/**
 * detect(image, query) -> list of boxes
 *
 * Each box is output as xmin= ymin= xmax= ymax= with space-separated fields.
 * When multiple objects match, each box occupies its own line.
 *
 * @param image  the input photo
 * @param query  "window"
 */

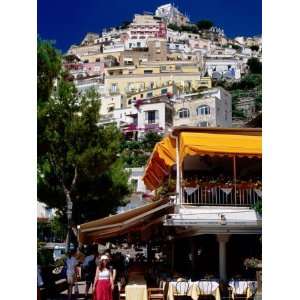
xmin=161 ymin=88 xmax=168 ymax=95
xmin=145 ymin=110 xmax=158 ymax=124
xmin=137 ymin=42 xmax=141 ymax=47
xmin=140 ymin=94 xmax=144 ymax=98
xmin=146 ymin=92 xmax=153 ymax=98
xmin=198 ymin=121 xmax=209 ymax=127
xmin=161 ymin=66 xmax=166 ymax=71
xmin=96 ymin=58 xmax=100 ymax=62
xmin=196 ymin=105 xmax=210 ymax=115
xmin=178 ymin=108 xmax=190 ymax=119
xmin=128 ymin=99 xmax=132 ymax=105
xmin=84 ymin=59 xmax=89 ymax=63
xmin=111 ymin=83 xmax=117 ymax=93
xmin=144 ymin=70 xmax=153 ymax=74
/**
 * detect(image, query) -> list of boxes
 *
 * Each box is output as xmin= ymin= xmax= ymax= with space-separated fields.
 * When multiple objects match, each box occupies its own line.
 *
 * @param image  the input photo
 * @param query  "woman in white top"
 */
xmin=93 ymin=255 xmax=114 ymax=300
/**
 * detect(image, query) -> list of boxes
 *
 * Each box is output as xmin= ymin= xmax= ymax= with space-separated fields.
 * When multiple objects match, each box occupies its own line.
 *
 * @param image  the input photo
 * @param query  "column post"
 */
xmin=216 ymin=234 xmax=231 ymax=282
xmin=175 ymin=136 xmax=181 ymax=205
xmin=170 ymin=241 xmax=175 ymax=272
xmin=190 ymin=238 xmax=196 ymax=272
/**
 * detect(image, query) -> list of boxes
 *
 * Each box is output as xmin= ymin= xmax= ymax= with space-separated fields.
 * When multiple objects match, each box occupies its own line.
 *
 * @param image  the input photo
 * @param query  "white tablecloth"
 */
xmin=228 ymin=281 xmax=257 ymax=299
xmin=125 ymin=284 xmax=147 ymax=300
xmin=167 ymin=281 xmax=221 ymax=300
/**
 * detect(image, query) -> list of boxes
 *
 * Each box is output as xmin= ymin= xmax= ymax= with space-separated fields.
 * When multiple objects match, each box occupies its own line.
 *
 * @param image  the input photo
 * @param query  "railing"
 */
xmin=181 ymin=184 xmax=261 ymax=207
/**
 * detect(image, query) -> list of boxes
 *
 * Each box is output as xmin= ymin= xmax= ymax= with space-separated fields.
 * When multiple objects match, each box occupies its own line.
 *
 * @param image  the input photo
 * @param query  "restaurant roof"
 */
xmin=143 ymin=127 xmax=262 ymax=190
xmin=78 ymin=198 xmax=172 ymax=244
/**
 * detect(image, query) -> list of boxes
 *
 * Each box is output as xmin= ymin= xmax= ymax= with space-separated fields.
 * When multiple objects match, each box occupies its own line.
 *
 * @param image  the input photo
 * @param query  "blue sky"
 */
xmin=38 ymin=0 xmax=262 ymax=53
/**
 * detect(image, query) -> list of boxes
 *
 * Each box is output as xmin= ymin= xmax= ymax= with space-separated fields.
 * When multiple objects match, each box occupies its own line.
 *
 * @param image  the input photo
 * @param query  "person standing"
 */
xmin=83 ymin=247 xmax=97 ymax=298
xmin=37 ymin=264 xmax=44 ymax=300
xmin=93 ymin=255 xmax=114 ymax=300
xmin=66 ymin=249 xmax=79 ymax=300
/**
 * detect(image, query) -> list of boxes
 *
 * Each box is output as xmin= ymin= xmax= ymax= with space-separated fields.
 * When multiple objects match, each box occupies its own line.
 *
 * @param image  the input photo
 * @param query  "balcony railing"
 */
xmin=181 ymin=183 xmax=261 ymax=207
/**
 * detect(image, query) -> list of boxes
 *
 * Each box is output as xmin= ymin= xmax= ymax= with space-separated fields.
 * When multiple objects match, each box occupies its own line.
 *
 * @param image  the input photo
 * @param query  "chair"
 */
xmin=148 ymin=282 xmax=169 ymax=300
xmin=227 ymin=280 xmax=257 ymax=300
xmin=148 ymin=288 xmax=164 ymax=300
xmin=174 ymin=280 xmax=191 ymax=300
xmin=119 ymin=288 xmax=126 ymax=300
xmin=198 ymin=280 xmax=213 ymax=296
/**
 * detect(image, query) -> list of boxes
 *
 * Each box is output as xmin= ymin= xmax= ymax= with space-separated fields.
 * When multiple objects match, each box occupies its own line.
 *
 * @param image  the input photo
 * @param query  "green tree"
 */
xmin=250 ymin=45 xmax=259 ymax=52
xmin=247 ymin=57 xmax=262 ymax=74
xmin=167 ymin=23 xmax=181 ymax=31
xmin=37 ymin=38 xmax=61 ymax=104
xmin=50 ymin=215 xmax=67 ymax=241
xmin=37 ymin=39 xmax=130 ymax=241
xmin=196 ymin=20 xmax=214 ymax=30
xmin=121 ymin=132 xmax=162 ymax=168
xmin=119 ymin=20 xmax=131 ymax=29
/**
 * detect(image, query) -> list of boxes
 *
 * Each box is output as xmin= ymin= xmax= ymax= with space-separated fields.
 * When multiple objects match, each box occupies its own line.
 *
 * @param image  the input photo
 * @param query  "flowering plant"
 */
xmin=134 ymin=99 xmax=143 ymax=109
xmin=244 ymin=257 xmax=262 ymax=269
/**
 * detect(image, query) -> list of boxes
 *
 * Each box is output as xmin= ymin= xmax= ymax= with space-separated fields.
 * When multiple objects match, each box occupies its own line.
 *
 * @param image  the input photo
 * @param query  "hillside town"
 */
xmin=37 ymin=3 xmax=262 ymax=300
xmin=64 ymin=3 xmax=261 ymax=132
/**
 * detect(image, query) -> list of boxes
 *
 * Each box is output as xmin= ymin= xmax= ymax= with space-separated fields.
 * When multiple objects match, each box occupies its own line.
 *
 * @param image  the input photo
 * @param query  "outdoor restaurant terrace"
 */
xmin=78 ymin=127 xmax=262 ymax=300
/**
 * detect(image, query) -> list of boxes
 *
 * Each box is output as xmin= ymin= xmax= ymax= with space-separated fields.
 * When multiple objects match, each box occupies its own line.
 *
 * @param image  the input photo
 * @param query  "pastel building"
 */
xmin=173 ymin=87 xmax=232 ymax=128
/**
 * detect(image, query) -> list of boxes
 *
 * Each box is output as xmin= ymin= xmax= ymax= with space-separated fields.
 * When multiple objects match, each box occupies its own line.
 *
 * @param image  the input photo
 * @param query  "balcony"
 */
xmin=181 ymin=183 xmax=261 ymax=207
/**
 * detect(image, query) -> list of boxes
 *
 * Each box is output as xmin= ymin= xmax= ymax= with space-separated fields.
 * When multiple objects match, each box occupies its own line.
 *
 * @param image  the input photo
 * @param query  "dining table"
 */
xmin=125 ymin=272 xmax=147 ymax=300
xmin=166 ymin=280 xmax=221 ymax=300
xmin=228 ymin=280 xmax=257 ymax=299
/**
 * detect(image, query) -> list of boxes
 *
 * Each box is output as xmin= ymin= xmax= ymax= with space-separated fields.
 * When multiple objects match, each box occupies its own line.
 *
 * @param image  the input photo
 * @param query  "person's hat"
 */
xmin=100 ymin=255 xmax=109 ymax=261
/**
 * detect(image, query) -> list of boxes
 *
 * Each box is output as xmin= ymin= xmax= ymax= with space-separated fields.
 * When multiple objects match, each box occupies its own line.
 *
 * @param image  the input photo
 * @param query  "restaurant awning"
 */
xmin=78 ymin=198 xmax=172 ymax=244
xmin=143 ymin=135 xmax=176 ymax=191
xmin=179 ymin=131 xmax=262 ymax=163
xmin=143 ymin=128 xmax=262 ymax=191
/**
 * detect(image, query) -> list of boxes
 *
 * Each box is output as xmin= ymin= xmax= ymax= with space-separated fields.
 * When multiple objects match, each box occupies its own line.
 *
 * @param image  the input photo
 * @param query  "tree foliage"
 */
xmin=37 ymin=38 xmax=61 ymax=104
xmin=121 ymin=132 xmax=162 ymax=168
xmin=37 ymin=39 xmax=130 ymax=225
xmin=196 ymin=20 xmax=214 ymax=30
xmin=167 ymin=23 xmax=199 ymax=34
xmin=247 ymin=57 xmax=262 ymax=74
xmin=250 ymin=45 xmax=259 ymax=52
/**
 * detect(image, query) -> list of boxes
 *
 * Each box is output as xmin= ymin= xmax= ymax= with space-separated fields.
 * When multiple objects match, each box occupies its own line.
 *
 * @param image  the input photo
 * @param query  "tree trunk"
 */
xmin=63 ymin=167 xmax=78 ymax=252
xmin=64 ymin=189 xmax=73 ymax=252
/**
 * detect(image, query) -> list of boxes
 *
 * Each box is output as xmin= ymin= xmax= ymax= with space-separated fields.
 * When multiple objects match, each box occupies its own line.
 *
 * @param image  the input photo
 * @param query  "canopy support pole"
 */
xmin=176 ymin=136 xmax=181 ymax=205
xmin=233 ymin=155 xmax=237 ymax=205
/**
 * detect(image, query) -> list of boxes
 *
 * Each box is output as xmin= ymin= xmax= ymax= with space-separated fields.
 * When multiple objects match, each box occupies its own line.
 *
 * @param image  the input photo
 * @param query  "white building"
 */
xmin=167 ymin=41 xmax=191 ymax=53
xmin=127 ymin=167 xmax=148 ymax=193
xmin=98 ymin=96 xmax=173 ymax=139
xmin=155 ymin=3 xmax=190 ymax=26
xmin=37 ymin=201 xmax=56 ymax=221
xmin=103 ymin=43 xmax=125 ymax=54
xmin=173 ymin=87 xmax=232 ymax=128
xmin=204 ymin=54 xmax=241 ymax=80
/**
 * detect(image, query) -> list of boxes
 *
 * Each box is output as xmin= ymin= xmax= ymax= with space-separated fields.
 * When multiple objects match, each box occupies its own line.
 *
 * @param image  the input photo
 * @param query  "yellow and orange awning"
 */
xmin=143 ymin=128 xmax=262 ymax=191
xmin=143 ymin=135 xmax=176 ymax=191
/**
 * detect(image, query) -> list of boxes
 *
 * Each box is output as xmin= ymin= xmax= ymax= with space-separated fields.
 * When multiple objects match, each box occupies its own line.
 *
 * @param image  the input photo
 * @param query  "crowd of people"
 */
xmin=65 ymin=246 xmax=130 ymax=300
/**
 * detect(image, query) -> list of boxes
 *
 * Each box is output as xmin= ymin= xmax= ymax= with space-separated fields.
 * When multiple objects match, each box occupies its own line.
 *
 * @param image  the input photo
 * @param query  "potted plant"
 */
xmin=244 ymin=257 xmax=262 ymax=299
